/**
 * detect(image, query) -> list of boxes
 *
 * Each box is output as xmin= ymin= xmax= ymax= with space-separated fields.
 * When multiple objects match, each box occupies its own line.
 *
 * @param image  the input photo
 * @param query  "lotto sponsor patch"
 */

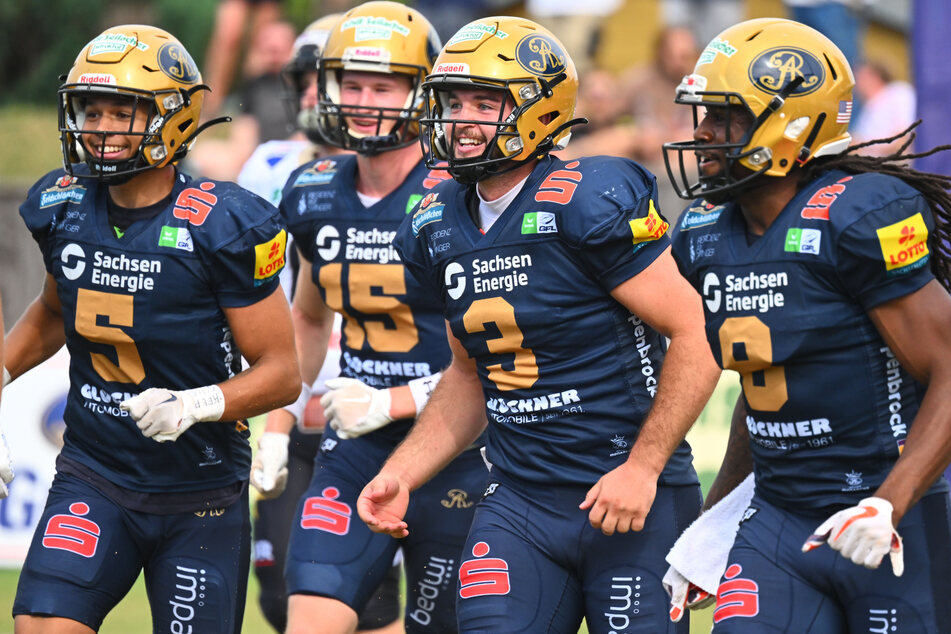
xmin=876 ymin=212 xmax=929 ymax=272
xmin=629 ymin=200 xmax=668 ymax=248
xmin=254 ymin=229 xmax=287 ymax=284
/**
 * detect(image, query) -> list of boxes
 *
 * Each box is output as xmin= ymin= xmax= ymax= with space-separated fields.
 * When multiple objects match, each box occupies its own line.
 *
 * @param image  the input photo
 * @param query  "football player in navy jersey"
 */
xmin=253 ymin=3 xmax=489 ymax=633
xmin=663 ymin=18 xmax=951 ymax=632
xmin=239 ymin=15 xmax=404 ymax=634
xmin=358 ymin=16 xmax=721 ymax=634
xmin=3 ymin=25 xmax=300 ymax=633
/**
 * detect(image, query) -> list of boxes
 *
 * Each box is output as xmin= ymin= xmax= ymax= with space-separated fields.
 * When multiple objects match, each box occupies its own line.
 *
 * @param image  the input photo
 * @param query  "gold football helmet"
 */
xmin=316 ymin=1 xmax=441 ymax=154
xmin=663 ymin=18 xmax=854 ymax=199
xmin=59 ymin=25 xmax=215 ymax=183
xmin=421 ymin=16 xmax=585 ymax=184
xmin=282 ymin=14 xmax=341 ymax=143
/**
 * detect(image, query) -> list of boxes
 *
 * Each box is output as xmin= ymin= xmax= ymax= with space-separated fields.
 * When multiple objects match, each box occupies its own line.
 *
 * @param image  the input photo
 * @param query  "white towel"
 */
xmin=665 ymin=473 xmax=755 ymax=595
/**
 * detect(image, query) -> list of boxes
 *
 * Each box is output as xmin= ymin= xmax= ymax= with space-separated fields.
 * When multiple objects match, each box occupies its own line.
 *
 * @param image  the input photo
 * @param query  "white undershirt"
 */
xmin=357 ymin=191 xmax=382 ymax=208
xmin=476 ymin=175 xmax=529 ymax=232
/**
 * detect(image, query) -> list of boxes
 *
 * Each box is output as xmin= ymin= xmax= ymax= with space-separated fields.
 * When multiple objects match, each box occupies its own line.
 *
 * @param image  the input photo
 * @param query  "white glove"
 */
xmin=663 ymin=566 xmax=715 ymax=623
xmin=0 ymin=426 xmax=14 ymax=499
xmin=802 ymin=496 xmax=903 ymax=576
xmin=320 ymin=378 xmax=393 ymax=439
xmin=121 ymin=385 xmax=225 ymax=443
xmin=250 ymin=432 xmax=289 ymax=499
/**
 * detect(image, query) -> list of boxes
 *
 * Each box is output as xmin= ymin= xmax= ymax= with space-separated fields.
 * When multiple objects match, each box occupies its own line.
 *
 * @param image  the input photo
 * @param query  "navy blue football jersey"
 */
xmin=279 ymin=155 xmax=453 ymax=441
xmin=394 ymin=155 xmax=699 ymax=487
xmin=19 ymin=166 xmax=286 ymax=493
xmin=671 ymin=169 xmax=948 ymax=511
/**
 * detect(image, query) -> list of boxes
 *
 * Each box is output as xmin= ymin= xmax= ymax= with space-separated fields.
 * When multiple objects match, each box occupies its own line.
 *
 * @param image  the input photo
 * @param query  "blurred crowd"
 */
xmin=185 ymin=0 xmax=917 ymax=221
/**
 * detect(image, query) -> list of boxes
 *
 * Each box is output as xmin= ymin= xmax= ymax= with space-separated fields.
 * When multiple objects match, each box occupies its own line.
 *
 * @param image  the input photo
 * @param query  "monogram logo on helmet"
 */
xmin=749 ymin=47 xmax=824 ymax=96
xmin=157 ymin=43 xmax=200 ymax=84
xmin=515 ymin=34 xmax=567 ymax=78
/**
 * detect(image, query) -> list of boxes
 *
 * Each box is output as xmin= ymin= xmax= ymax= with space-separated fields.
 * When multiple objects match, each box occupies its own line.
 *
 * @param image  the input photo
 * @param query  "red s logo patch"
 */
xmin=458 ymin=541 xmax=510 ymax=598
xmin=713 ymin=563 xmax=759 ymax=623
xmin=43 ymin=502 xmax=101 ymax=558
xmin=300 ymin=487 xmax=351 ymax=535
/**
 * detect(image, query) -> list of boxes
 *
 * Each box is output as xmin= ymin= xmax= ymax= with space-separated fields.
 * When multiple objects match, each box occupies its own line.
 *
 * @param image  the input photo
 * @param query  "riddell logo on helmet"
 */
xmin=78 ymin=74 xmax=116 ymax=85
xmin=434 ymin=63 xmax=469 ymax=75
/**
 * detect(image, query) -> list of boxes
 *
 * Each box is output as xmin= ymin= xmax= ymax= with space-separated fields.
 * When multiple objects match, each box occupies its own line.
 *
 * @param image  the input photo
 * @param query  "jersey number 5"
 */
xmin=718 ymin=316 xmax=787 ymax=411
xmin=75 ymin=288 xmax=146 ymax=384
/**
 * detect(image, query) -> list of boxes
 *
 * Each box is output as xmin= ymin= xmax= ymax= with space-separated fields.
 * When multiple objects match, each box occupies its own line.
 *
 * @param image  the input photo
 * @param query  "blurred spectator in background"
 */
xmin=558 ymin=68 xmax=639 ymax=162
xmin=783 ymin=0 xmax=861 ymax=70
xmin=852 ymin=58 xmax=917 ymax=156
xmin=188 ymin=17 xmax=296 ymax=181
xmin=241 ymin=19 xmax=298 ymax=143
xmin=625 ymin=25 xmax=700 ymax=219
xmin=561 ymin=25 xmax=700 ymax=220
xmin=203 ymin=0 xmax=284 ymax=119
xmin=413 ymin=0 xmax=513 ymax=43
xmin=661 ymin=0 xmax=743 ymax=46
xmin=525 ymin=0 xmax=622 ymax=75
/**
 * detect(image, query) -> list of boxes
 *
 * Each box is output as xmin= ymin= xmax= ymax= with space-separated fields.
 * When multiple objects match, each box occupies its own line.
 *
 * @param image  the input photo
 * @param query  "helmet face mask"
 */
xmin=424 ymin=82 xmax=525 ymax=185
xmin=421 ymin=17 xmax=583 ymax=184
xmin=664 ymin=93 xmax=772 ymax=202
xmin=318 ymin=65 xmax=427 ymax=154
xmin=662 ymin=18 xmax=854 ymax=201
xmin=59 ymin=25 xmax=208 ymax=184
xmin=315 ymin=1 xmax=441 ymax=155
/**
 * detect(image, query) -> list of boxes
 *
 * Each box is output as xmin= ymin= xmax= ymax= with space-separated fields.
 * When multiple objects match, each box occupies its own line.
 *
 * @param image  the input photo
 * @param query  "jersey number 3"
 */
xmin=463 ymin=297 xmax=538 ymax=392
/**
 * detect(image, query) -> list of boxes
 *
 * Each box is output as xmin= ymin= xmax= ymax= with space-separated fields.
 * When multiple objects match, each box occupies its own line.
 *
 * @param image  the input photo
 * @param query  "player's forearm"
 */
xmin=626 ymin=327 xmax=721 ymax=477
xmin=4 ymin=293 xmax=66 ymax=381
xmin=218 ymin=349 xmax=302 ymax=422
xmin=381 ymin=361 xmax=486 ymax=491
xmin=873 ymin=367 xmax=951 ymax=524
xmin=703 ymin=395 xmax=754 ymax=510
xmin=291 ymin=302 xmax=333 ymax=384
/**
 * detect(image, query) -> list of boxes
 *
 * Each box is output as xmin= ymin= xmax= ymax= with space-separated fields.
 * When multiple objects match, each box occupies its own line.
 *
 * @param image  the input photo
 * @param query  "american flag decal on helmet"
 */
xmin=836 ymin=100 xmax=852 ymax=124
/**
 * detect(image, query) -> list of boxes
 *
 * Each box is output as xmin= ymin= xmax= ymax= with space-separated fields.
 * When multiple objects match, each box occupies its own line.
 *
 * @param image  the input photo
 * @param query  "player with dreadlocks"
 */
xmin=663 ymin=18 xmax=951 ymax=632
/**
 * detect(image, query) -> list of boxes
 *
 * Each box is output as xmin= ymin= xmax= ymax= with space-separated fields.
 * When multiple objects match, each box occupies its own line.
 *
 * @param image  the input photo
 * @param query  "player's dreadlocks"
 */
xmin=803 ymin=121 xmax=951 ymax=292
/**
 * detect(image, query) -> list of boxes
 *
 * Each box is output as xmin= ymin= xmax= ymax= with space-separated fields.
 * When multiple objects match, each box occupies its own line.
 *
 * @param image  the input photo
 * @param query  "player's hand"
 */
xmin=580 ymin=461 xmax=656 ymax=535
xmin=663 ymin=566 xmax=715 ymax=622
xmin=321 ymin=378 xmax=393 ymax=439
xmin=357 ymin=473 xmax=410 ymax=538
xmin=0 ymin=426 xmax=14 ymax=499
xmin=121 ymin=385 xmax=224 ymax=443
xmin=250 ymin=432 xmax=289 ymax=499
xmin=802 ymin=496 xmax=903 ymax=576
